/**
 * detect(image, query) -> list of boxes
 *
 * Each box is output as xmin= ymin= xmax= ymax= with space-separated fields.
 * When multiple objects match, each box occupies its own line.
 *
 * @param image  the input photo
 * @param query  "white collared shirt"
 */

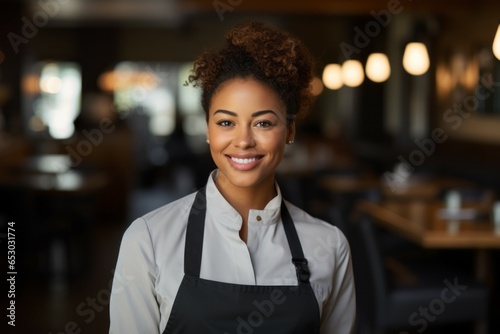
xmin=110 ymin=171 xmax=356 ymax=333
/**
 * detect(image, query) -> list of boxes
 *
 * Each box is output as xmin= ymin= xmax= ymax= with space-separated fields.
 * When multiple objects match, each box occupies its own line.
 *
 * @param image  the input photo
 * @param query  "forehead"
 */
xmin=210 ymin=78 xmax=285 ymax=113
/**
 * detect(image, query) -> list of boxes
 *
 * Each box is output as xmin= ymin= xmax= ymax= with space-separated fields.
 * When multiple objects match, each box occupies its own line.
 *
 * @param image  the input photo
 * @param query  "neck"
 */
xmin=215 ymin=173 xmax=277 ymax=242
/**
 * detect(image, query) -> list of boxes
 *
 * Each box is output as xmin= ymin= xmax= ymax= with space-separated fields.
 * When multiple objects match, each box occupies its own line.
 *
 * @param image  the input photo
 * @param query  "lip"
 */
xmin=226 ymin=154 xmax=264 ymax=171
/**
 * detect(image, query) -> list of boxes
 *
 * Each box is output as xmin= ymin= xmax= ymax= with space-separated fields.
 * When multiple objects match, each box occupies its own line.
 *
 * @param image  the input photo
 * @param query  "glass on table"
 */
xmin=445 ymin=190 xmax=461 ymax=234
xmin=493 ymin=201 xmax=500 ymax=235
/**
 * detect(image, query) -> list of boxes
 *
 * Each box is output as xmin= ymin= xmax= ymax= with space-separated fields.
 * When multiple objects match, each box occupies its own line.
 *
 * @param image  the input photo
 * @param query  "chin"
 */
xmin=218 ymin=170 xmax=274 ymax=190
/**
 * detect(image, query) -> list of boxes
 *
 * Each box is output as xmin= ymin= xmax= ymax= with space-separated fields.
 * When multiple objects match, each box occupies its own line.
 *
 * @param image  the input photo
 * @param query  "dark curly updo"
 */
xmin=187 ymin=21 xmax=315 ymax=120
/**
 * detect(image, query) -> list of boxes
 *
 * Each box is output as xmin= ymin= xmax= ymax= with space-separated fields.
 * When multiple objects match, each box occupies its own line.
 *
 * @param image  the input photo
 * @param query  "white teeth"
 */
xmin=231 ymin=157 xmax=258 ymax=164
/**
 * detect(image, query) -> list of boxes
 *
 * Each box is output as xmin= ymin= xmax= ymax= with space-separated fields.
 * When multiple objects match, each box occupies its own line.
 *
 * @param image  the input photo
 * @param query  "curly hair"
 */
xmin=186 ymin=21 xmax=315 ymax=120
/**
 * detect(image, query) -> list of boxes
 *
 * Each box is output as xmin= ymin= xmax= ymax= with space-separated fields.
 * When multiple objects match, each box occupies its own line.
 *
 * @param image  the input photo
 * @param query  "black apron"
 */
xmin=163 ymin=187 xmax=320 ymax=334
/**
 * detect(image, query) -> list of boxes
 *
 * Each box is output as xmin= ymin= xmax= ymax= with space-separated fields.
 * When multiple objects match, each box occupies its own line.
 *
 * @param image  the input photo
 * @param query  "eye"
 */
xmin=255 ymin=120 xmax=274 ymax=128
xmin=216 ymin=120 xmax=233 ymax=127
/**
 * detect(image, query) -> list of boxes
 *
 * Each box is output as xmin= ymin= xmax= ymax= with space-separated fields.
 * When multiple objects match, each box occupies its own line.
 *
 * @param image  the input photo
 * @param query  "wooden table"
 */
xmin=380 ymin=175 xmax=478 ymax=200
xmin=355 ymin=199 xmax=500 ymax=283
xmin=356 ymin=200 xmax=500 ymax=248
xmin=320 ymin=173 xmax=379 ymax=194
xmin=21 ymin=154 xmax=108 ymax=277
xmin=319 ymin=173 xmax=478 ymax=199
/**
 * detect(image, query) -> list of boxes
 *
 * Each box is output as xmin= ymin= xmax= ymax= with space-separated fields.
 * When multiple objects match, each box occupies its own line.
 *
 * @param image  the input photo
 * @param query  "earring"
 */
xmin=288 ymin=140 xmax=294 ymax=144
xmin=206 ymin=139 xmax=210 ymax=144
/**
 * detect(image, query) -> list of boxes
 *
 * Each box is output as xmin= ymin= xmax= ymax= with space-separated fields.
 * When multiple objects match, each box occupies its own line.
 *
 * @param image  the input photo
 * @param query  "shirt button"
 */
xmin=256 ymin=215 xmax=262 ymax=222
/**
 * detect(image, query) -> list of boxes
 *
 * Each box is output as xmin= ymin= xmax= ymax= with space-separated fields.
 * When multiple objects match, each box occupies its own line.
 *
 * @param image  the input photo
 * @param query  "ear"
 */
xmin=286 ymin=121 xmax=296 ymax=144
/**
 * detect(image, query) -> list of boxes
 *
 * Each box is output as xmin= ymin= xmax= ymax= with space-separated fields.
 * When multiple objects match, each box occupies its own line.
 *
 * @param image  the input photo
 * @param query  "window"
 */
xmin=110 ymin=62 xmax=177 ymax=136
xmin=23 ymin=62 xmax=82 ymax=139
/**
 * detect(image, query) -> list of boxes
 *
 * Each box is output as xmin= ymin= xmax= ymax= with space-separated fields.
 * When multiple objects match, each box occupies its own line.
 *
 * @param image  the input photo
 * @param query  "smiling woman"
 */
xmin=110 ymin=21 xmax=356 ymax=334
xmin=207 ymin=78 xmax=293 ymax=228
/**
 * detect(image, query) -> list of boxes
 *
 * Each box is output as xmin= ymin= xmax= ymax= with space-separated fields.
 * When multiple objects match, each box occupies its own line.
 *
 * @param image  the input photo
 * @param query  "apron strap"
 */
xmin=184 ymin=187 xmax=207 ymax=277
xmin=184 ymin=187 xmax=311 ymax=284
xmin=280 ymin=201 xmax=311 ymax=284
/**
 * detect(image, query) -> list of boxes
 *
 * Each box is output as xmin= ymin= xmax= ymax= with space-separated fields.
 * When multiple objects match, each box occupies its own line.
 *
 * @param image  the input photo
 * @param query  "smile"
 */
xmin=230 ymin=156 xmax=260 ymax=164
xmin=226 ymin=155 xmax=264 ymax=171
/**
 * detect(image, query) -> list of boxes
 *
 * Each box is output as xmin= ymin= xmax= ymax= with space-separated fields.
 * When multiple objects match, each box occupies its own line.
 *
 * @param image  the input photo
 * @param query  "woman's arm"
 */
xmin=320 ymin=228 xmax=357 ymax=333
xmin=109 ymin=218 xmax=160 ymax=334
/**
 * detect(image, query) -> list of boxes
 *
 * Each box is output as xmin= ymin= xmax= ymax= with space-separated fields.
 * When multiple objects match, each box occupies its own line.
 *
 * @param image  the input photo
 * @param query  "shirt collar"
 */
xmin=205 ymin=170 xmax=283 ymax=230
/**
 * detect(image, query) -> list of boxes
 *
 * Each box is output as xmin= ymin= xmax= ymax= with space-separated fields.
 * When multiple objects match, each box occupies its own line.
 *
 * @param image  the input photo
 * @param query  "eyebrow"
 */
xmin=213 ymin=109 xmax=279 ymax=118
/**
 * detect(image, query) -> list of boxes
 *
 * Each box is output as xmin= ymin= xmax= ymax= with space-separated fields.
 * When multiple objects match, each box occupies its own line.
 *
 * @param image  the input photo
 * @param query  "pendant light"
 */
xmin=402 ymin=20 xmax=431 ymax=76
xmin=493 ymin=24 xmax=500 ymax=61
xmin=310 ymin=76 xmax=324 ymax=96
xmin=322 ymin=63 xmax=343 ymax=90
xmin=402 ymin=42 xmax=430 ymax=76
xmin=365 ymin=53 xmax=391 ymax=82
xmin=341 ymin=60 xmax=364 ymax=87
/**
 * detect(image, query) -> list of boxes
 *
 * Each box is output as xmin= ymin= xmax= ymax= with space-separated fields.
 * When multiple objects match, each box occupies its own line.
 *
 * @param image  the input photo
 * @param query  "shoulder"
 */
xmin=284 ymin=201 xmax=350 ymax=256
xmin=142 ymin=191 xmax=198 ymax=227
xmin=122 ymin=191 xmax=198 ymax=246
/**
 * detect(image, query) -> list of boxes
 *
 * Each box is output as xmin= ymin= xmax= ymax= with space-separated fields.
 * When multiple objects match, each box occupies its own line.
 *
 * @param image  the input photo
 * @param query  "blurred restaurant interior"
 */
xmin=1 ymin=0 xmax=500 ymax=333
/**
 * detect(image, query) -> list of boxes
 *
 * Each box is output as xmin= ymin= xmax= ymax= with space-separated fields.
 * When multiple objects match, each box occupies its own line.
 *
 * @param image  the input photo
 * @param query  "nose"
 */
xmin=233 ymin=126 xmax=255 ymax=149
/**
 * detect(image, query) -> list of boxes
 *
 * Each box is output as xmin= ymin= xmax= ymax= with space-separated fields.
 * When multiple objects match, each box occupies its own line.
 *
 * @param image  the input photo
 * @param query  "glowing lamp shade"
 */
xmin=310 ymin=76 xmax=324 ymax=96
xmin=365 ymin=53 xmax=391 ymax=83
xmin=341 ymin=60 xmax=364 ymax=87
xmin=403 ymin=42 xmax=430 ymax=76
xmin=322 ymin=64 xmax=343 ymax=90
xmin=493 ymin=24 xmax=500 ymax=61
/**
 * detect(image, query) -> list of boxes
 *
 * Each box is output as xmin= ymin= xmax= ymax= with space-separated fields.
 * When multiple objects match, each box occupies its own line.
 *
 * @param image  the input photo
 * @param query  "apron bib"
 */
xmin=163 ymin=187 xmax=320 ymax=334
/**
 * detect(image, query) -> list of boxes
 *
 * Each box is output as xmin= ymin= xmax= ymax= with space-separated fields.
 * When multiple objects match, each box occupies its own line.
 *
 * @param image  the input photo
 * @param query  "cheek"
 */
xmin=255 ymin=131 xmax=287 ymax=151
xmin=208 ymin=129 xmax=231 ymax=151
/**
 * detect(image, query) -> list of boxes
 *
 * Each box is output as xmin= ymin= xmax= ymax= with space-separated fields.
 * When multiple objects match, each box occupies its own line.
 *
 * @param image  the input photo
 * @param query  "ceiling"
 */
xmin=185 ymin=0 xmax=483 ymax=15
xmin=19 ymin=0 xmax=497 ymax=26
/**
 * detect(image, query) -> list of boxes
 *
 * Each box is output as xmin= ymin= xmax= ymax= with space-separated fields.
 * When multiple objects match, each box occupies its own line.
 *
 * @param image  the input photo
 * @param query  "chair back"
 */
xmin=348 ymin=214 xmax=388 ymax=332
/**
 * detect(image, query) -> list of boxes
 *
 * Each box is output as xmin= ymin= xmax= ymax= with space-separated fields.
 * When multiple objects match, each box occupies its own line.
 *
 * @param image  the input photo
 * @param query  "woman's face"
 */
xmin=207 ymin=77 xmax=294 ymax=191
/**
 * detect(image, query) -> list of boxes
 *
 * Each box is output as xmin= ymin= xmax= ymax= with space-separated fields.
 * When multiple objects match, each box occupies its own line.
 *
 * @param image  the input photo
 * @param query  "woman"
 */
xmin=110 ymin=21 xmax=355 ymax=334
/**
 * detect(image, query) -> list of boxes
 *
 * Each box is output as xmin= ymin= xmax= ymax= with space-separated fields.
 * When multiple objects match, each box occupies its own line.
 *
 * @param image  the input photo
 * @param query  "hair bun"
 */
xmin=188 ymin=21 xmax=315 ymax=119
xmin=225 ymin=22 xmax=309 ymax=88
